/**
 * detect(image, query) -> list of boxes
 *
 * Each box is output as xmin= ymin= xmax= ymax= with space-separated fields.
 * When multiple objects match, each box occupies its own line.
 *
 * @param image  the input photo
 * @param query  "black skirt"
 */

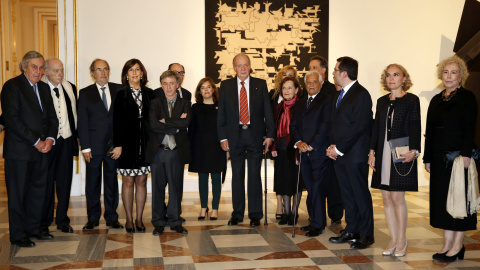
xmin=273 ymin=150 xmax=302 ymax=196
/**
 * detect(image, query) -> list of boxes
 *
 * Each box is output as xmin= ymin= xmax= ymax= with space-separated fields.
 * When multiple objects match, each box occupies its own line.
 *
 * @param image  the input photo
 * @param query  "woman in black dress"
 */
xmin=368 ymin=64 xmax=420 ymax=257
xmin=424 ymin=56 xmax=477 ymax=262
xmin=269 ymin=65 xmax=298 ymax=219
xmin=189 ymin=77 xmax=226 ymax=220
xmin=112 ymin=59 xmax=154 ymax=233
xmin=271 ymin=76 xmax=302 ymax=225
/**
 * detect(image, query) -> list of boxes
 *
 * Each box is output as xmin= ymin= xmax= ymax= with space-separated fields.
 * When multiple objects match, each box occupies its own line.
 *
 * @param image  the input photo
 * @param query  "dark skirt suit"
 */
xmin=188 ymin=103 xmax=227 ymax=209
xmin=370 ymin=93 xmax=421 ymax=191
xmin=424 ymin=87 xmax=478 ymax=231
xmin=272 ymin=101 xmax=302 ymax=196
xmin=113 ymin=86 xmax=155 ymax=174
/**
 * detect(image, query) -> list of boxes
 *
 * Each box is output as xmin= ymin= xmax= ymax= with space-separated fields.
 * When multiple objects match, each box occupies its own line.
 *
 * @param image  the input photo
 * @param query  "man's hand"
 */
xmin=110 ymin=147 xmax=122 ymax=160
xmin=180 ymin=113 xmax=187 ymax=119
xmin=463 ymin=156 xmax=471 ymax=168
xmin=83 ymin=152 xmax=92 ymax=163
xmin=271 ymin=151 xmax=278 ymax=157
xmin=35 ymin=140 xmax=46 ymax=152
xmin=42 ymin=138 xmax=54 ymax=153
xmin=296 ymin=142 xmax=310 ymax=153
xmin=221 ymin=140 xmax=229 ymax=151
xmin=326 ymin=145 xmax=339 ymax=160
xmin=263 ymin=138 xmax=273 ymax=152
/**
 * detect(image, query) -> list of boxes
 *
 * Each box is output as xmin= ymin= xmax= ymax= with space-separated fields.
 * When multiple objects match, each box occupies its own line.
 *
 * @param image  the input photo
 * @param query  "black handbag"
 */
xmin=443 ymin=148 xmax=480 ymax=169
xmin=105 ymin=138 xmax=114 ymax=157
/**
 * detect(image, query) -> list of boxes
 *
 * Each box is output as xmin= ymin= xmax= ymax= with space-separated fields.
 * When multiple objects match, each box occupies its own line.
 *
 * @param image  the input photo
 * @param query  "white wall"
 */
xmin=75 ymin=0 xmax=466 ymax=190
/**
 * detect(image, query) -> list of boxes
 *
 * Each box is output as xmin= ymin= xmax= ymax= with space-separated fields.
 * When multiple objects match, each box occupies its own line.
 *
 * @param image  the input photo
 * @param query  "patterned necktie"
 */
xmin=100 ymin=87 xmax=108 ymax=110
xmin=239 ymin=81 xmax=249 ymax=125
xmin=33 ymin=85 xmax=43 ymax=111
xmin=165 ymin=100 xmax=176 ymax=150
xmin=53 ymin=87 xmax=60 ymax=98
xmin=306 ymin=97 xmax=313 ymax=109
xmin=336 ymin=89 xmax=345 ymax=108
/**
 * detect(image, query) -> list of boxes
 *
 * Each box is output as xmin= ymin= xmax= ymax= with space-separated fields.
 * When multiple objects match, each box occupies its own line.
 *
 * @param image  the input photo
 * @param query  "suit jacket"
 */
xmin=77 ymin=82 xmax=121 ymax=155
xmin=1 ymin=74 xmax=58 ymax=160
xmin=146 ymin=96 xmax=192 ymax=164
xmin=330 ymin=81 xmax=373 ymax=164
xmin=61 ymin=81 xmax=79 ymax=156
xmin=154 ymin=87 xmax=192 ymax=101
xmin=217 ymin=76 xmax=275 ymax=150
xmin=290 ymin=92 xmax=333 ymax=163
xmin=322 ymin=80 xmax=337 ymax=98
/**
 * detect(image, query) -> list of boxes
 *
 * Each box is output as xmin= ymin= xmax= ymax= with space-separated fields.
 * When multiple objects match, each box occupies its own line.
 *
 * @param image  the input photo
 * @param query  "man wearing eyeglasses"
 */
xmin=39 ymin=58 xmax=78 ymax=234
xmin=77 ymin=58 xmax=123 ymax=231
xmin=1 ymin=51 xmax=58 ymax=247
xmin=154 ymin=63 xmax=192 ymax=101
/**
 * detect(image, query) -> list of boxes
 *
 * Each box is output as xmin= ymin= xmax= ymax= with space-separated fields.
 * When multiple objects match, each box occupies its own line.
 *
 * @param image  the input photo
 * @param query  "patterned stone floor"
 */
xmin=0 ymin=161 xmax=479 ymax=269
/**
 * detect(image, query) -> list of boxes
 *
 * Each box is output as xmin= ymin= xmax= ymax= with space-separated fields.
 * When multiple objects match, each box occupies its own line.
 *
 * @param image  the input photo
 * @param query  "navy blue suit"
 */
xmin=77 ymin=82 xmax=121 ymax=223
xmin=290 ymin=92 xmax=333 ymax=230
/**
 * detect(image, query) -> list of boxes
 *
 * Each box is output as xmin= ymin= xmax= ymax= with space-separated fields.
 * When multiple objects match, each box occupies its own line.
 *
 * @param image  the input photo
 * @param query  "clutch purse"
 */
xmin=105 ymin=138 xmax=114 ymax=157
xmin=443 ymin=148 xmax=480 ymax=169
xmin=388 ymin=137 xmax=409 ymax=163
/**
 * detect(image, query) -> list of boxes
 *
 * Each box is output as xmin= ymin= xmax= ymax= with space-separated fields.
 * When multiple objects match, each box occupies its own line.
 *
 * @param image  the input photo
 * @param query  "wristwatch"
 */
xmin=411 ymin=150 xmax=420 ymax=158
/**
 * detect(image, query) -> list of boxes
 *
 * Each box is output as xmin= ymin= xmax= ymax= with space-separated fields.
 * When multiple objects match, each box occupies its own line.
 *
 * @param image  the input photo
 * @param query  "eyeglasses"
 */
xmin=95 ymin=68 xmax=109 ymax=73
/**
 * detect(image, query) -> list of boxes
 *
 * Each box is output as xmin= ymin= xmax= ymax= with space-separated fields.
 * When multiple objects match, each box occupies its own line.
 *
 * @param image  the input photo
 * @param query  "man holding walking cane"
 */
xmin=217 ymin=53 xmax=275 ymax=227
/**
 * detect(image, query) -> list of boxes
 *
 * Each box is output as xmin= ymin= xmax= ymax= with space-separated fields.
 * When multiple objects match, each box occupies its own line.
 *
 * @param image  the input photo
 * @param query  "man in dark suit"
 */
xmin=147 ymin=70 xmax=191 ymax=235
xmin=327 ymin=56 xmax=374 ymax=249
xmin=217 ymin=53 xmax=275 ymax=227
xmin=1 ymin=51 xmax=58 ymax=247
xmin=309 ymin=55 xmax=344 ymax=226
xmin=77 ymin=58 xmax=123 ymax=230
xmin=153 ymin=62 xmax=191 ymax=223
xmin=290 ymin=71 xmax=333 ymax=237
xmin=39 ymin=58 xmax=78 ymax=234
xmin=153 ymin=63 xmax=192 ymax=101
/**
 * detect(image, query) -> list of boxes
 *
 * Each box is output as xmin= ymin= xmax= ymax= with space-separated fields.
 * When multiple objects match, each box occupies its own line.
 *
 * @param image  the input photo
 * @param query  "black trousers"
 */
xmin=230 ymin=128 xmax=263 ymax=220
xmin=85 ymin=154 xmax=119 ymax=222
xmin=306 ymin=170 xmax=344 ymax=221
xmin=151 ymin=148 xmax=183 ymax=228
xmin=41 ymin=136 xmax=74 ymax=227
xmin=334 ymin=162 xmax=374 ymax=238
xmin=5 ymin=156 xmax=49 ymax=242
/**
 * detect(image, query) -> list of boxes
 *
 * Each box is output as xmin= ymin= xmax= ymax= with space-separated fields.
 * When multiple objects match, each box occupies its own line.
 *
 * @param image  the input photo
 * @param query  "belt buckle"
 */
xmin=242 ymin=125 xmax=249 ymax=130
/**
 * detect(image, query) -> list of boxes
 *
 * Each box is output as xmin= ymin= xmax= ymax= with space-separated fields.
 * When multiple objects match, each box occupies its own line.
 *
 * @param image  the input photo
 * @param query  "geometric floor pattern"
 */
xmin=0 ymin=165 xmax=479 ymax=269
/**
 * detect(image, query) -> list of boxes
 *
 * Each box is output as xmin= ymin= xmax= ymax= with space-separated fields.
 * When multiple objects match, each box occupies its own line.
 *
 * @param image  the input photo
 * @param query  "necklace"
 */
xmin=442 ymin=89 xmax=457 ymax=101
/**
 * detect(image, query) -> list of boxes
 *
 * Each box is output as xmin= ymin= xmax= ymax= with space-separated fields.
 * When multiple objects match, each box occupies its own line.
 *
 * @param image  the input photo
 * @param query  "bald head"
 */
xmin=45 ymin=58 xmax=64 ymax=86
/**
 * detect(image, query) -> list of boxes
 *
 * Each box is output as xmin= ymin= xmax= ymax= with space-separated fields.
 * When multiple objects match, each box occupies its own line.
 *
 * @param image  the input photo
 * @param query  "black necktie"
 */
xmin=53 ymin=87 xmax=59 ymax=98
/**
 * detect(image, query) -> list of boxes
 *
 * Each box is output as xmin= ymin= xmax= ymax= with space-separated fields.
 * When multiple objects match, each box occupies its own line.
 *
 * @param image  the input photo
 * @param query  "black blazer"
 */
xmin=322 ymin=80 xmax=337 ymax=98
xmin=154 ymin=87 xmax=192 ymax=101
xmin=217 ymin=76 xmax=275 ymax=150
xmin=290 ymin=92 xmax=333 ymax=163
xmin=1 ymin=74 xmax=58 ymax=160
xmin=61 ymin=81 xmax=79 ymax=156
xmin=146 ymin=96 xmax=192 ymax=165
xmin=330 ymin=81 xmax=373 ymax=164
xmin=77 ymin=82 xmax=121 ymax=155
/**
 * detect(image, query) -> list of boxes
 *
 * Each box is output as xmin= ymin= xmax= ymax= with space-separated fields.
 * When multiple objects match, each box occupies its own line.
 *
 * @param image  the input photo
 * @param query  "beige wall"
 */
xmin=76 ymin=0 xmax=465 ymax=188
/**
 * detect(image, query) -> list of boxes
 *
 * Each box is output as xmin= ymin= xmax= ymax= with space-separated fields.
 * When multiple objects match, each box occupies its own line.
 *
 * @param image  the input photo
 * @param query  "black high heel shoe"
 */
xmin=437 ymin=246 xmax=465 ymax=262
xmin=432 ymin=250 xmax=448 ymax=260
xmin=125 ymin=221 xmax=135 ymax=234
xmin=210 ymin=209 xmax=218 ymax=220
xmin=198 ymin=207 xmax=209 ymax=220
xmin=136 ymin=220 xmax=146 ymax=233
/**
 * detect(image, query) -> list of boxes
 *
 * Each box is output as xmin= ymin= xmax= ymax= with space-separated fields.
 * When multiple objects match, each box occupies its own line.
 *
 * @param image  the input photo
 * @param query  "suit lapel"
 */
xmin=231 ymin=77 xmax=239 ymax=118
xmin=336 ymin=81 xmax=357 ymax=110
xmin=20 ymin=75 xmax=43 ymax=113
xmin=248 ymin=77 xmax=257 ymax=115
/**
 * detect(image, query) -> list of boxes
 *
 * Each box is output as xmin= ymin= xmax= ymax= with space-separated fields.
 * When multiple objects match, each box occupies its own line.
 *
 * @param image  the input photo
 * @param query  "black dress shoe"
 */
xmin=331 ymin=219 xmax=342 ymax=226
xmin=57 ymin=225 xmax=73 ymax=233
xmin=227 ymin=217 xmax=243 ymax=226
xmin=82 ymin=221 xmax=99 ymax=230
xmin=35 ymin=232 xmax=54 ymax=240
xmin=106 ymin=221 xmax=124 ymax=229
xmin=329 ymin=230 xmax=360 ymax=244
xmin=171 ymin=225 xmax=188 ymax=234
xmin=278 ymin=214 xmax=289 ymax=225
xmin=436 ymin=246 xmax=465 ymax=262
xmin=432 ymin=250 xmax=448 ymax=260
xmin=180 ymin=216 xmax=186 ymax=223
xmin=250 ymin=218 xmax=261 ymax=227
xmin=350 ymin=236 xmax=375 ymax=249
xmin=152 ymin=226 xmax=164 ymax=236
xmin=288 ymin=214 xmax=298 ymax=226
xmin=12 ymin=238 xmax=36 ymax=248
xmin=306 ymin=227 xmax=323 ymax=237
xmin=300 ymin=225 xmax=311 ymax=231
xmin=39 ymin=225 xmax=50 ymax=234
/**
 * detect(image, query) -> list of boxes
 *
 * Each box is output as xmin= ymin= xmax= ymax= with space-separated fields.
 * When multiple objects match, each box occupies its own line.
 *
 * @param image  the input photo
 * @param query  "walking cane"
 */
xmin=292 ymin=151 xmax=302 ymax=238
xmin=264 ymin=140 xmax=268 ymax=226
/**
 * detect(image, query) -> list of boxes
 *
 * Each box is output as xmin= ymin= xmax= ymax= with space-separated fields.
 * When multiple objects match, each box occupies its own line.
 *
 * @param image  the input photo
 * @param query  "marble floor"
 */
xmin=0 ymin=162 xmax=479 ymax=269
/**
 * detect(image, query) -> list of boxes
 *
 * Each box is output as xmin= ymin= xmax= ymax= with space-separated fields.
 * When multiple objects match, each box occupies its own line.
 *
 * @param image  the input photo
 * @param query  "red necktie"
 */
xmin=239 ymin=81 xmax=249 ymax=125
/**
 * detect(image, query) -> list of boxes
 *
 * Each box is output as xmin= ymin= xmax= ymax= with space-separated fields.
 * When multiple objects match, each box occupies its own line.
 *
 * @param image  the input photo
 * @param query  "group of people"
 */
xmin=1 ymin=50 xmax=477 ymax=264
